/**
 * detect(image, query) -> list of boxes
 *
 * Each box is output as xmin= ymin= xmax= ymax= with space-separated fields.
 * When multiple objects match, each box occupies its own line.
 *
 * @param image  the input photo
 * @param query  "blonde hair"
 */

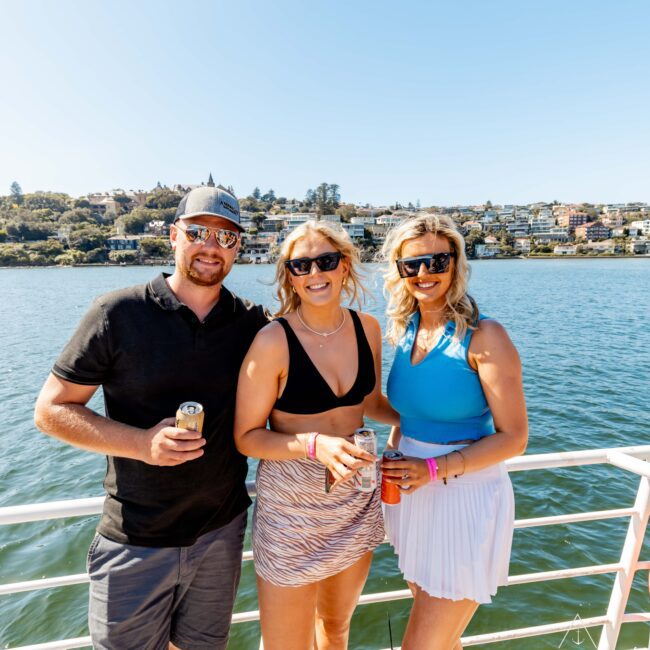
xmin=274 ymin=220 xmax=366 ymax=317
xmin=381 ymin=214 xmax=479 ymax=345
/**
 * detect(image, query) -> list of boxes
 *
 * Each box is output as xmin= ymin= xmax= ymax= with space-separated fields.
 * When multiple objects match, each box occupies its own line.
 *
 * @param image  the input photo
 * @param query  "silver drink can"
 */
xmin=176 ymin=401 xmax=204 ymax=433
xmin=353 ymin=427 xmax=378 ymax=492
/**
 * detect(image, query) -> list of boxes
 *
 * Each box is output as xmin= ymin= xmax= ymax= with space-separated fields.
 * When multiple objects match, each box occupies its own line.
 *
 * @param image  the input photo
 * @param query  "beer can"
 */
xmin=353 ymin=427 xmax=378 ymax=492
xmin=381 ymin=450 xmax=404 ymax=505
xmin=176 ymin=401 xmax=204 ymax=433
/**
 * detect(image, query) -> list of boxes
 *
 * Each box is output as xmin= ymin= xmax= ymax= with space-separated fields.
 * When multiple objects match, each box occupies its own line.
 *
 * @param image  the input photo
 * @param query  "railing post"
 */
xmin=598 ymin=472 xmax=650 ymax=649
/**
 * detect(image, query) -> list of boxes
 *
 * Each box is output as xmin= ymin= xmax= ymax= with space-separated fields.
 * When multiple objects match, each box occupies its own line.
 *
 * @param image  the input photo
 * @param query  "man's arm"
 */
xmin=34 ymin=374 xmax=206 ymax=466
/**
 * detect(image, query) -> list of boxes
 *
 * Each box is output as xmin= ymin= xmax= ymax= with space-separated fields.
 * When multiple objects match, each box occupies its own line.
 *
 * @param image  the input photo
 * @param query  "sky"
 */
xmin=1 ymin=0 xmax=649 ymax=206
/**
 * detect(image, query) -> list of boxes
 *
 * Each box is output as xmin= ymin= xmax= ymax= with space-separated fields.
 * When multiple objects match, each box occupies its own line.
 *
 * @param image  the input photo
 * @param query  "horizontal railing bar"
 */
xmin=3 ymin=445 xmax=650 ymax=526
xmin=505 ymin=444 xmax=650 ymax=472
xmin=461 ymin=615 xmax=609 ymax=646
xmin=460 ymin=612 xmax=650 ymax=647
xmin=514 ymin=507 xmax=636 ymax=528
xmin=607 ymin=451 xmax=650 ymax=478
xmin=0 ymin=497 xmax=104 ymax=525
xmin=0 ymin=482 xmax=255 ymax=526
xmin=0 ymin=573 xmax=88 ymax=596
xmin=9 ymin=637 xmax=91 ymax=649
xmin=507 ymin=563 xmax=621 ymax=585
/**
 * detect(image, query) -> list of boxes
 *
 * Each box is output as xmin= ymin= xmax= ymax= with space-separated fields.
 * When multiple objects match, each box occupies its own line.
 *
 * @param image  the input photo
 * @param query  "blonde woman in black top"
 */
xmin=234 ymin=220 xmax=398 ymax=650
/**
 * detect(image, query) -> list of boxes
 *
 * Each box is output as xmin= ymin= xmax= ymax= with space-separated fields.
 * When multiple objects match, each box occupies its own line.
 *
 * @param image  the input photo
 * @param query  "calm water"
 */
xmin=1 ymin=260 xmax=649 ymax=649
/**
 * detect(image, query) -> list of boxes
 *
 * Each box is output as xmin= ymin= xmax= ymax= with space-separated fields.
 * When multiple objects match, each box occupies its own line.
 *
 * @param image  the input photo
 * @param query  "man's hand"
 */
xmin=140 ymin=417 xmax=206 ymax=466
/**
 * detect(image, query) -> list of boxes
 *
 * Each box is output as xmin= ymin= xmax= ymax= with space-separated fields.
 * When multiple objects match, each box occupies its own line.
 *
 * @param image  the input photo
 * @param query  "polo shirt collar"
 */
xmin=148 ymin=273 xmax=235 ymax=320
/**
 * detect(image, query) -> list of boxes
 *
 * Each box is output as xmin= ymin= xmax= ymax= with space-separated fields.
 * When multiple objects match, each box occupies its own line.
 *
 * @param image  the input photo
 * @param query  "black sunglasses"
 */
xmin=285 ymin=252 xmax=342 ymax=276
xmin=395 ymin=252 xmax=455 ymax=278
xmin=175 ymin=223 xmax=240 ymax=249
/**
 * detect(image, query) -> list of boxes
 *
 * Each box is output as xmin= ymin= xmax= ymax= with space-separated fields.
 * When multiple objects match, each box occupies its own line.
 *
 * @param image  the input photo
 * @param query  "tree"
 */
xmin=252 ymin=187 xmax=262 ymax=200
xmin=22 ymin=192 xmax=70 ymax=212
xmin=10 ymin=182 xmax=23 ymax=205
xmin=336 ymin=204 xmax=357 ymax=221
xmin=262 ymin=189 xmax=276 ymax=203
xmin=59 ymin=208 xmax=98 ymax=225
xmin=68 ymin=226 xmax=108 ymax=252
xmin=6 ymin=220 xmax=55 ymax=240
xmin=145 ymin=188 xmax=182 ymax=210
xmin=109 ymin=250 xmax=138 ymax=264
xmin=328 ymin=184 xmax=340 ymax=208
xmin=252 ymin=213 xmax=267 ymax=230
xmin=118 ymin=207 xmax=158 ymax=234
xmin=139 ymin=237 xmax=171 ymax=258
xmin=464 ymin=230 xmax=485 ymax=258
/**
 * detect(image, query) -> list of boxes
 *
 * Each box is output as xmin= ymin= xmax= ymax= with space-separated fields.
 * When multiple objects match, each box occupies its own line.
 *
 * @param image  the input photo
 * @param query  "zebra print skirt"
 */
xmin=252 ymin=457 xmax=385 ymax=586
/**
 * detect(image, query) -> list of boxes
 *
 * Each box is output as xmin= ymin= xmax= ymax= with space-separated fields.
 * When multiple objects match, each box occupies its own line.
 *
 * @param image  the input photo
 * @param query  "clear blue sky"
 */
xmin=1 ymin=0 xmax=649 ymax=206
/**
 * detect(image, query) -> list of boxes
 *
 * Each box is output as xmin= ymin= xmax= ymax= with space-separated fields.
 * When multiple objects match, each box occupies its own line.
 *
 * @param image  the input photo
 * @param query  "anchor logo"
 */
xmin=557 ymin=614 xmax=597 ymax=648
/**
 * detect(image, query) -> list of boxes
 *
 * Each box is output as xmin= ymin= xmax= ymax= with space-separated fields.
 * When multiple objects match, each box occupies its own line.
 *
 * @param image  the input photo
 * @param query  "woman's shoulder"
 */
xmin=471 ymin=318 xmax=518 ymax=358
xmin=355 ymin=310 xmax=382 ymax=343
xmin=249 ymin=319 xmax=290 ymax=355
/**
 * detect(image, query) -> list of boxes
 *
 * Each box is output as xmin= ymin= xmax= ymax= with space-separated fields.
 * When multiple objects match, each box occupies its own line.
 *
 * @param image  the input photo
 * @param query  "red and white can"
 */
xmin=381 ymin=450 xmax=404 ymax=505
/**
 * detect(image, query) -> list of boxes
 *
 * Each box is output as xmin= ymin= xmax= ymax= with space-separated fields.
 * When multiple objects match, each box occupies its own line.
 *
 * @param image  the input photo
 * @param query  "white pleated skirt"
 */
xmin=383 ymin=436 xmax=515 ymax=604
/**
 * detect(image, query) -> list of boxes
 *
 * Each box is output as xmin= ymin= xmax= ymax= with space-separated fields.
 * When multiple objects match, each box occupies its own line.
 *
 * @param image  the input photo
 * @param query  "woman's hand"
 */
xmin=381 ymin=455 xmax=431 ymax=493
xmin=315 ymin=434 xmax=376 ymax=489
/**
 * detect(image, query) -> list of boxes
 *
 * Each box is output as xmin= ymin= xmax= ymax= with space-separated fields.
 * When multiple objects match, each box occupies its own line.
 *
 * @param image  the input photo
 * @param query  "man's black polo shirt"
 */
xmin=53 ymin=273 xmax=268 ymax=547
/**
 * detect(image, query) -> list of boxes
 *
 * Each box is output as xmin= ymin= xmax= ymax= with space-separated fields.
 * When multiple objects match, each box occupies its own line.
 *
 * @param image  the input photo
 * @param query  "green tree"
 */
xmin=68 ymin=226 xmax=108 ymax=252
xmin=29 ymin=240 xmax=64 ymax=258
xmin=145 ymin=188 xmax=182 ymax=210
xmin=252 ymin=213 xmax=267 ymax=230
xmin=118 ymin=207 xmax=158 ymax=234
xmin=252 ymin=187 xmax=262 ymax=200
xmin=22 ymin=192 xmax=70 ymax=212
xmin=6 ymin=220 xmax=55 ymax=240
xmin=109 ymin=250 xmax=138 ymax=264
xmin=59 ymin=208 xmax=98 ymax=225
xmin=10 ymin=181 xmax=23 ymax=205
xmin=139 ymin=237 xmax=172 ymax=258
xmin=55 ymin=250 xmax=86 ymax=266
xmin=464 ymin=230 xmax=485 ymax=258
xmin=84 ymin=247 xmax=109 ymax=263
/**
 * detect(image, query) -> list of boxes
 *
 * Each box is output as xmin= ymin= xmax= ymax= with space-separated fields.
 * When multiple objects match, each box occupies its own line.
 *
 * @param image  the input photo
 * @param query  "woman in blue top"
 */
xmin=380 ymin=214 xmax=528 ymax=650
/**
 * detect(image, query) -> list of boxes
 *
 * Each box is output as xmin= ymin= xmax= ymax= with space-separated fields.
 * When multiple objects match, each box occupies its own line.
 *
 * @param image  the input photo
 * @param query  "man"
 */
xmin=34 ymin=186 xmax=268 ymax=650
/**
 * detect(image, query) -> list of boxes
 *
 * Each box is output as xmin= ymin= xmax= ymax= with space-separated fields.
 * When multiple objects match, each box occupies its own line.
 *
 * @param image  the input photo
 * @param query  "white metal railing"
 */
xmin=1 ymin=444 xmax=649 ymax=650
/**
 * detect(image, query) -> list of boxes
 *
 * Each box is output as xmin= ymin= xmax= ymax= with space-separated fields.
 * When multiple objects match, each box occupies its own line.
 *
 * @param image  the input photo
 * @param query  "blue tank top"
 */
xmin=387 ymin=312 xmax=495 ymax=444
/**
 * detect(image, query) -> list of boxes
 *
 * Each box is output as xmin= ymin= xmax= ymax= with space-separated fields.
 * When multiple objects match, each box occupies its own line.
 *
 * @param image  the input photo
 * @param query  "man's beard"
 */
xmin=177 ymin=253 xmax=227 ymax=286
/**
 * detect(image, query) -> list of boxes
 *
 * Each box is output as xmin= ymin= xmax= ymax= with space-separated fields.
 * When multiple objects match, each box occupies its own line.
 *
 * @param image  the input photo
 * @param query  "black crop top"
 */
xmin=273 ymin=309 xmax=376 ymax=415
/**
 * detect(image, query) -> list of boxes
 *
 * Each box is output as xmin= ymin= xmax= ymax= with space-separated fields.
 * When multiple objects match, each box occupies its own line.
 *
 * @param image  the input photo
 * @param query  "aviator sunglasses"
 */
xmin=285 ymin=252 xmax=342 ymax=276
xmin=175 ymin=223 xmax=240 ymax=249
xmin=396 ymin=252 xmax=456 ymax=278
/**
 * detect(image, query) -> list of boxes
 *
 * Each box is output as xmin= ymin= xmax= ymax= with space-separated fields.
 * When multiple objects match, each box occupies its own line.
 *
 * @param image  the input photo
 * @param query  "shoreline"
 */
xmin=1 ymin=254 xmax=649 ymax=270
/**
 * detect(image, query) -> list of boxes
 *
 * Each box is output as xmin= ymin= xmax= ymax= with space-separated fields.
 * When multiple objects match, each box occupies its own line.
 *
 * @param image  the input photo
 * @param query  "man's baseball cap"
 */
xmin=175 ymin=186 xmax=243 ymax=231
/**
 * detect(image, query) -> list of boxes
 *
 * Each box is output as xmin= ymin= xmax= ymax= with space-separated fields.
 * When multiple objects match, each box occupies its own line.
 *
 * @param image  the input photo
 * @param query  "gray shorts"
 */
xmin=87 ymin=510 xmax=247 ymax=650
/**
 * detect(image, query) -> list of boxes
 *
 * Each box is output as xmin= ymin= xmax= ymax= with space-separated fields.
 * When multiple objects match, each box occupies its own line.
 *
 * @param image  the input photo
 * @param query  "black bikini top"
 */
xmin=273 ymin=309 xmax=376 ymax=415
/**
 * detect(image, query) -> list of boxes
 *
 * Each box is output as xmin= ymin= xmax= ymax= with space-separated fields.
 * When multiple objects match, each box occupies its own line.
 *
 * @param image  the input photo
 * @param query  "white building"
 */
xmin=553 ymin=244 xmax=577 ymax=255
xmin=629 ymin=220 xmax=650 ymax=236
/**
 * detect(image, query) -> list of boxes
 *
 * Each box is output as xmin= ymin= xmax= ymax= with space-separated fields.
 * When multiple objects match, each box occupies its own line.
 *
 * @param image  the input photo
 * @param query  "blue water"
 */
xmin=0 ymin=259 xmax=649 ymax=649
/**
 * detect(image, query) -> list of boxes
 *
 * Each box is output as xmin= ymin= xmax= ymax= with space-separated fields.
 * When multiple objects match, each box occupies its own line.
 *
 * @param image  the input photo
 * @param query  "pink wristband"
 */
xmin=307 ymin=432 xmax=319 ymax=460
xmin=426 ymin=457 xmax=438 ymax=482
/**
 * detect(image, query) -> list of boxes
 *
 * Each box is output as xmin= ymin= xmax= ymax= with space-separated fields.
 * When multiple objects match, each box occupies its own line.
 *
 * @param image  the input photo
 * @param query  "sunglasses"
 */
xmin=175 ymin=223 xmax=240 ymax=249
xmin=285 ymin=252 xmax=342 ymax=276
xmin=395 ymin=252 xmax=455 ymax=278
